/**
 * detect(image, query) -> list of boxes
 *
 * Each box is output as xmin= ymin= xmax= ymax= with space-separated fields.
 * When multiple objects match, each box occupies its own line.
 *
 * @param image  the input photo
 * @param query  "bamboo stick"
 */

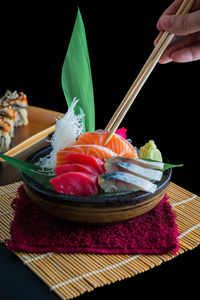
xmin=72 ymin=254 xmax=109 ymax=286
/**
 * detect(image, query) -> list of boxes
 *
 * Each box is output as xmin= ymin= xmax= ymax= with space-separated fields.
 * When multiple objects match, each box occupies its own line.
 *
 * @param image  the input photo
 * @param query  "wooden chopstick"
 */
xmin=0 ymin=124 xmax=55 ymax=162
xmin=104 ymin=0 xmax=195 ymax=145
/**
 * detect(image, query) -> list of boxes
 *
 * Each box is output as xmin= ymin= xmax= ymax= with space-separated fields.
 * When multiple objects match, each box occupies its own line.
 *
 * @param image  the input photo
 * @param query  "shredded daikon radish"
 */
xmin=37 ymin=98 xmax=84 ymax=168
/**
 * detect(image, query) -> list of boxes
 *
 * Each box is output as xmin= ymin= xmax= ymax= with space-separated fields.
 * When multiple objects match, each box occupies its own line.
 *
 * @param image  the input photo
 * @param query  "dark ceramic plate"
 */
xmin=22 ymin=146 xmax=172 ymax=223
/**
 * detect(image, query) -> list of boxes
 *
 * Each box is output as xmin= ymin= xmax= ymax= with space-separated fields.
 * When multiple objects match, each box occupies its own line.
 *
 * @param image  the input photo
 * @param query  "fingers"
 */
xmin=157 ymin=10 xmax=200 ymax=36
xmin=156 ymin=0 xmax=199 ymax=25
xmin=158 ymin=32 xmax=200 ymax=63
xmin=155 ymin=0 xmax=200 ymax=63
xmin=170 ymin=42 xmax=200 ymax=62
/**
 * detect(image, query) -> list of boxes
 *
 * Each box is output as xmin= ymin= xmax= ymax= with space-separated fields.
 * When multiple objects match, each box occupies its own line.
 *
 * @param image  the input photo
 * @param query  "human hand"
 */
xmin=154 ymin=0 xmax=200 ymax=63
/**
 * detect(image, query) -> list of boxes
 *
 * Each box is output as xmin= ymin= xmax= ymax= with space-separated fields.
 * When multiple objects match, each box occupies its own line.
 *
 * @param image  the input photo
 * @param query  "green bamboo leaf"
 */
xmin=141 ymin=158 xmax=183 ymax=171
xmin=61 ymin=8 xmax=95 ymax=132
xmin=162 ymin=162 xmax=184 ymax=171
xmin=0 ymin=154 xmax=54 ymax=189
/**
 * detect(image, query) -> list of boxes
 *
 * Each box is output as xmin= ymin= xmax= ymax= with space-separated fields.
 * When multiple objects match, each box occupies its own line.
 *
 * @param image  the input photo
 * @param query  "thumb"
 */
xmin=157 ymin=10 xmax=200 ymax=36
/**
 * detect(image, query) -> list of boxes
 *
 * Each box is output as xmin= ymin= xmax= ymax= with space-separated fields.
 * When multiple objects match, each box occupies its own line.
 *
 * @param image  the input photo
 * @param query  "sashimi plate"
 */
xmin=22 ymin=146 xmax=172 ymax=223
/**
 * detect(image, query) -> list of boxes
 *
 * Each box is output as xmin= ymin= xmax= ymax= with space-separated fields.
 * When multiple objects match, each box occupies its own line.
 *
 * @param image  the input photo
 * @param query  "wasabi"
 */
xmin=139 ymin=140 xmax=162 ymax=162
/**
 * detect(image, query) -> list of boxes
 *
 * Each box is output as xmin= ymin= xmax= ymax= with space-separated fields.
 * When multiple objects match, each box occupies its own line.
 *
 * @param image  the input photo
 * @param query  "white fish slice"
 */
xmin=98 ymin=172 xmax=157 ymax=194
xmin=105 ymin=156 xmax=164 ymax=170
xmin=105 ymin=161 xmax=163 ymax=181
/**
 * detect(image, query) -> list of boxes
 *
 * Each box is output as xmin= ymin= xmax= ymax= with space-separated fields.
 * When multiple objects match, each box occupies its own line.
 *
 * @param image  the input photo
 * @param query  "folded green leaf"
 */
xmin=61 ymin=8 xmax=95 ymax=133
xmin=162 ymin=162 xmax=183 ymax=171
xmin=141 ymin=158 xmax=183 ymax=171
xmin=0 ymin=154 xmax=55 ymax=190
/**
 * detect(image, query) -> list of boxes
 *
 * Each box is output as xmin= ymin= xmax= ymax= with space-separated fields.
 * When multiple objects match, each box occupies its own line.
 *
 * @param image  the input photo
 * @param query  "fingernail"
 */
xmin=159 ymin=56 xmax=173 ymax=64
xmin=158 ymin=51 xmax=173 ymax=64
xmin=160 ymin=15 xmax=175 ymax=29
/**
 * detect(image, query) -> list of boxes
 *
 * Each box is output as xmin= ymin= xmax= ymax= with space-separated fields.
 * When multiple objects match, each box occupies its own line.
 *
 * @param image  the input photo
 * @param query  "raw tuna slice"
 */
xmin=65 ymin=153 xmax=105 ymax=174
xmin=55 ymin=163 xmax=98 ymax=177
xmin=50 ymin=172 xmax=99 ymax=196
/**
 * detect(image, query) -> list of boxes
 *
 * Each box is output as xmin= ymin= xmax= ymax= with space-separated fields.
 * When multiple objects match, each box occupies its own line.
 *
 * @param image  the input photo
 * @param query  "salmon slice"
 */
xmin=56 ymin=145 xmax=117 ymax=166
xmin=74 ymin=131 xmax=138 ymax=158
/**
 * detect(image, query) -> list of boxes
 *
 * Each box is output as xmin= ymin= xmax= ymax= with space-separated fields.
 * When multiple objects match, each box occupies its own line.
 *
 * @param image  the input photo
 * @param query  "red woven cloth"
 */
xmin=8 ymin=185 xmax=179 ymax=254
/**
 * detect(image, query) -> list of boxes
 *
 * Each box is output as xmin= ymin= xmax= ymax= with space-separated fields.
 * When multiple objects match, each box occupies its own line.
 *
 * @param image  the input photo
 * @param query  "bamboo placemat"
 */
xmin=0 ymin=181 xmax=200 ymax=299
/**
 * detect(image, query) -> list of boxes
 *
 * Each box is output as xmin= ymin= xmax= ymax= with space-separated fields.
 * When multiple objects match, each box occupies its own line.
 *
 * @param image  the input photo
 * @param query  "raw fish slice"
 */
xmin=56 ymin=145 xmax=117 ymax=166
xmin=105 ymin=156 xmax=164 ymax=170
xmin=98 ymin=172 xmax=157 ymax=194
xmin=74 ymin=131 xmax=138 ymax=158
xmin=65 ymin=153 xmax=105 ymax=174
xmin=55 ymin=163 xmax=99 ymax=176
xmin=50 ymin=171 xmax=99 ymax=196
xmin=105 ymin=162 xmax=163 ymax=181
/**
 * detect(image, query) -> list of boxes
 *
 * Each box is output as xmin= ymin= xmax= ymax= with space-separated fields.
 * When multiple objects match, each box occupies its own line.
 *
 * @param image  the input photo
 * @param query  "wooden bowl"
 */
xmin=21 ymin=146 xmax=172 ymax=223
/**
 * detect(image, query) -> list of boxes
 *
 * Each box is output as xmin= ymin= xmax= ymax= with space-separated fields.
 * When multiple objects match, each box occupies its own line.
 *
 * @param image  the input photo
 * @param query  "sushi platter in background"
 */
xmin=0 ymin=94 xmax=63 ymax=157
xmin=0 ymin=90 xmax=29 ymax=153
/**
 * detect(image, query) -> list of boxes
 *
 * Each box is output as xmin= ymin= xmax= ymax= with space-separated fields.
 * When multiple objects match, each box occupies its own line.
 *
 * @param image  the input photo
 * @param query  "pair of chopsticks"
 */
xmin=104 ymin=0 xmax=195 ymax=145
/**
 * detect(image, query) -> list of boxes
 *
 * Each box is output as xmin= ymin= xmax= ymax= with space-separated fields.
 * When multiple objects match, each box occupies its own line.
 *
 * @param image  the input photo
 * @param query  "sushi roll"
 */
xmin=0 ymin=118 xmax=11 ymax=153
xmin=1 ymin=90 xmax=28 ymax=126
xmin=0 ymin=106 xmax=16 ymax=137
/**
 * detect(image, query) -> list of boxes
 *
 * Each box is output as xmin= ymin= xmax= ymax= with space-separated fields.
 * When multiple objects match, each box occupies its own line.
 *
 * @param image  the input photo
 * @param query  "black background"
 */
xmin=0 ymin=1 xmax=199 ymax=299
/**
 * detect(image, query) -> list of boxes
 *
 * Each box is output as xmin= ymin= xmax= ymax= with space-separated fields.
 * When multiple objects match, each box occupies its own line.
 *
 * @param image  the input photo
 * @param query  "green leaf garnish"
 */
xmin=141 ymin=158 xmax=183 ymax=171
xmin=0 ymin=154 xmax=55 ymax=190
xmin=162 ymin=162 xmax=184 ymax=171
xmin=61 ymin=8 xmax=95 ymax=133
